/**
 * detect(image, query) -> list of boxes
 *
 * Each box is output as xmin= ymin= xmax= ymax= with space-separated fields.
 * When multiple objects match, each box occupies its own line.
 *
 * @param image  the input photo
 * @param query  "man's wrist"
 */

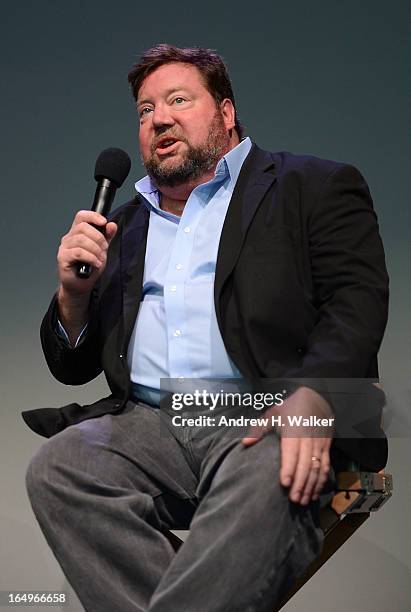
xmin=57 ymin=286 xmax=91 ymax=344
xmin=291 ymin=385 xmax=334 ymax=418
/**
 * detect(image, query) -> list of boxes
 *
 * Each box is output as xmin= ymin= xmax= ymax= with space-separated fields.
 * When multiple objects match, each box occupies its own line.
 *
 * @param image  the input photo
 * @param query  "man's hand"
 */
xmin=242 ymin=386 xmax=334 ymax=505
xmin=56 ymin=210 xmax=117 ymax=345
xmin=57 ymin=210 xmax=118 ymax=296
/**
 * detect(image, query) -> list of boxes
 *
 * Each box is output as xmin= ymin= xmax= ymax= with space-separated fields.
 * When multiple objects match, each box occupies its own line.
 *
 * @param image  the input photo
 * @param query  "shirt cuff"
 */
xmin=56 ymin=319 xmax=88 ymax=348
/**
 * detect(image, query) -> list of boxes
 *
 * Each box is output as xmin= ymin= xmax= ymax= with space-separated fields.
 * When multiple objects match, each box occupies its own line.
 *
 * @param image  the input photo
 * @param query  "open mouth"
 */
xmin=155 ymin=138 xmax=180 ymax=154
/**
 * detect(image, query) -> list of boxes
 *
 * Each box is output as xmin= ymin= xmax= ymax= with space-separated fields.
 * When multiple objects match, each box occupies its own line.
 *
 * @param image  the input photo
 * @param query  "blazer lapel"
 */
xmin=214 ymin=145 xmax=277 ymax=306
xmin=120 ymin=197 xmax=150 ymax=349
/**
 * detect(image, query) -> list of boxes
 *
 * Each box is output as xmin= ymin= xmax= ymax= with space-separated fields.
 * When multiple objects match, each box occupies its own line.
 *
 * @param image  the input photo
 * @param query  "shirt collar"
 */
xmin=134 ymin=136 xmax=252 ymax=212
xmin=217 ymin=136 xmax=252 ymax=184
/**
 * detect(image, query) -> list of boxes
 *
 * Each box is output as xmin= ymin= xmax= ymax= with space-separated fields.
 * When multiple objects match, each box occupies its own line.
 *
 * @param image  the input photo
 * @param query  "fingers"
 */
xmin=241 ymin=437 xmax=258 ymax=446
xmin=241 ymin=407 xmax=280 ymax=446
xmin=59 ymin=232 xmax=106 ymax=268
xmin=71 ymin=210 xmax=108 ymax=230
xmin=60 ymin=211 xmax=118 ymax=265
xmin=311 ymin=446 xmax=331 ymax=500
xmin=241 ymin=426 xmax=264 ymax=446
xmin=281 ymin=438 xmax=331 ymax=505
xmin=105 ymin=221 xmax=118 ymax=244
xmin=279 ymin=437 xmax=299 ymax=489
xmin=291 ymin=439 xmax=323 ymax=505
xmin=57 ymin=210 xmax=118 ymax=294
xmin=283 ymin=438 xmax=315 ymax=503
xmin=71 ymin=213 xmax=118 ymax=242
xmin=242 ymin=421 xmax=274 ymax=446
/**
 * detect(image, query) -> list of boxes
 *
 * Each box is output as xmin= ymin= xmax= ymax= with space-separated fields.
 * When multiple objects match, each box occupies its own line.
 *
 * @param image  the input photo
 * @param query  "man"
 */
xmin=24 ymin=45 xmax=389 ymax=611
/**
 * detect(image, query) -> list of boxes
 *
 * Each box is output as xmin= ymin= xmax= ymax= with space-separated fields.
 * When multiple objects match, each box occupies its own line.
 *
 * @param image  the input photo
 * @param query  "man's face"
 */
xmin=137 ymin=62 xmax=233 ymax=187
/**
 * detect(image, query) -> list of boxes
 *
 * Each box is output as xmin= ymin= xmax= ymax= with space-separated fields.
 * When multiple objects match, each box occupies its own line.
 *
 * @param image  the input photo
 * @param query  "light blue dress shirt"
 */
xmin=129 ymin=137 xmax=252 ymax=406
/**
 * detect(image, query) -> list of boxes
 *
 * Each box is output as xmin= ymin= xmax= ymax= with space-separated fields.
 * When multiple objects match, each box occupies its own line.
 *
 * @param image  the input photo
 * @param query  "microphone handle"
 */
xmin=76 ymin=179 xmax=117 ymax=279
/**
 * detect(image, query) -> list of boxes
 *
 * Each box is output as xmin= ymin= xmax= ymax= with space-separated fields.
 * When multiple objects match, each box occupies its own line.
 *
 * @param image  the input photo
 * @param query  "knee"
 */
xmin=234 ymin=432 xmax=280 ymax=475
xmin=25 ymin=426 xmax=82 ymax=504
xmin=26 ymin=447 xmax=50 ymax=511
xmin=212 ymin=433 xmax=283 ymax=500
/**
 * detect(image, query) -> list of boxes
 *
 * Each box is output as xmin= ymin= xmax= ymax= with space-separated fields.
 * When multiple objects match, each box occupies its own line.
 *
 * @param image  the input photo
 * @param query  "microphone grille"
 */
xmin=94 ymin=148 xmax=131 ymax=188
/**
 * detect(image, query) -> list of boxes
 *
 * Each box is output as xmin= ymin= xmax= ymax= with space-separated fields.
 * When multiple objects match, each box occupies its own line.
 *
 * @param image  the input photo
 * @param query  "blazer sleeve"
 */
xmin=40 ymin=288 xmax=103 ymax=385
xmin=297 ymin=162 xmax=389 ymax=380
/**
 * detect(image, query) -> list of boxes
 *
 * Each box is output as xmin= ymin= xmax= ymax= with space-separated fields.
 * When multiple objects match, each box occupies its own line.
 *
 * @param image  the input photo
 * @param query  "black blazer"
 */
xmin=22 ymin=144 xmax=389 ymax=471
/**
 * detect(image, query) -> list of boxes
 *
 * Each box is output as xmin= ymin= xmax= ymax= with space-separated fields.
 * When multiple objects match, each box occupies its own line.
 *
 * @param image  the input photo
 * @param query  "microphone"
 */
xmin=77 ymin=148 xmax=131 ymax=278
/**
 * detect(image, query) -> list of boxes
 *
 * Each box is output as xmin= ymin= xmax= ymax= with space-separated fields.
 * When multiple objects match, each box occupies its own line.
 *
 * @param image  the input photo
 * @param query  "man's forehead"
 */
xmin=137 ymin=62 xmax=206 ymax=101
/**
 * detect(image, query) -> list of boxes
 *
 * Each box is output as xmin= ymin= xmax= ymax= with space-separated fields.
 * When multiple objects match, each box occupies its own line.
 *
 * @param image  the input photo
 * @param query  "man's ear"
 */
xmin=220 ymin=98 xmax=236 ymax=132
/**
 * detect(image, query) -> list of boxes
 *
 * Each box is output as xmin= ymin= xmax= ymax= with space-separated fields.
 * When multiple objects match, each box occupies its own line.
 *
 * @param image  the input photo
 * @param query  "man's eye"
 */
xmin=173 ymin=97 xmax=186 ymax=105
xmin=140 ymin=107 xmax=153 ymax=117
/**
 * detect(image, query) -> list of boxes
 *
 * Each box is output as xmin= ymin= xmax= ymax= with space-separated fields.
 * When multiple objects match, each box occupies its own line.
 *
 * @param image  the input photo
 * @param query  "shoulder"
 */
xmin=248 ymin=143 xmax=367 ymax=187
xmin=243 ymin=144 xmax=375 ymax=221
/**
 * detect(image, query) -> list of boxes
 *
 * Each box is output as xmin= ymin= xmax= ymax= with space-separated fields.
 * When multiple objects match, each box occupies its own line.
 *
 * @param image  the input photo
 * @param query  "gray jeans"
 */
xmin=26 ymin=401 xmax=335 ymax=612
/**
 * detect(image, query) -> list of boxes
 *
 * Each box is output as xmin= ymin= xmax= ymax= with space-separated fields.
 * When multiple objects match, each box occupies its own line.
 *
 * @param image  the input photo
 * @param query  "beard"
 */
xmin=143 ymin=109 xmax=230 ymax=188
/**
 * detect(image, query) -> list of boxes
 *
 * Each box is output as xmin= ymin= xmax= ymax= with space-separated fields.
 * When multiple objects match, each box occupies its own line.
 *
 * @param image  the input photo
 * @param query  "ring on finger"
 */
xmin=311 ymin=456 xmax=321 ymax=470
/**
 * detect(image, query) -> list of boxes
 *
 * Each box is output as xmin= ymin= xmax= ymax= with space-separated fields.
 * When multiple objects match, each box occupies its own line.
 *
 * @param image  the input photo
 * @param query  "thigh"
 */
xmin=195 ymin=429 xmax=281 ymax=503
xmin=28 ymin=402 xmax=199 ymax=505
xmin=196 ymin=429 xmax=336 ymax=512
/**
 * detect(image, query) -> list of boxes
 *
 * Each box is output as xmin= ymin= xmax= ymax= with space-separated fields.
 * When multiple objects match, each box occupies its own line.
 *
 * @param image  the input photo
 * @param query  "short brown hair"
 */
xmin=128 ymin=44 xmax=243 ymax=139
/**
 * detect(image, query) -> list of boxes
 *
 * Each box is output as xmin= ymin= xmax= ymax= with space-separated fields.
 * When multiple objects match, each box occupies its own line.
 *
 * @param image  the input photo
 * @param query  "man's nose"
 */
xmin=152 ymin=103 xmax=174 ymax=128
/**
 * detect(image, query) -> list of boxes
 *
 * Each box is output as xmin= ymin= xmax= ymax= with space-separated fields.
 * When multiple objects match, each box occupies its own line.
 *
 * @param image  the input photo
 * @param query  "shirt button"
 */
xmin=119 ymin=354 xmax=123 ymax=358
xmin=176 ymin=264 xmax=183 ymax=270
xmin=170 ymin=285 xmax=177 ymax=292
xmin=184 ymin=227 xmax=191 ymax=233
xmin=174 ymin=329 xmax=182 ymax=337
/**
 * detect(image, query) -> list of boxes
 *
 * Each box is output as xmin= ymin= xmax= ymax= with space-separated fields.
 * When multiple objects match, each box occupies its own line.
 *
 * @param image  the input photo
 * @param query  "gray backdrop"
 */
xmin=1 ymin=1 xmax=410 ymax=610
